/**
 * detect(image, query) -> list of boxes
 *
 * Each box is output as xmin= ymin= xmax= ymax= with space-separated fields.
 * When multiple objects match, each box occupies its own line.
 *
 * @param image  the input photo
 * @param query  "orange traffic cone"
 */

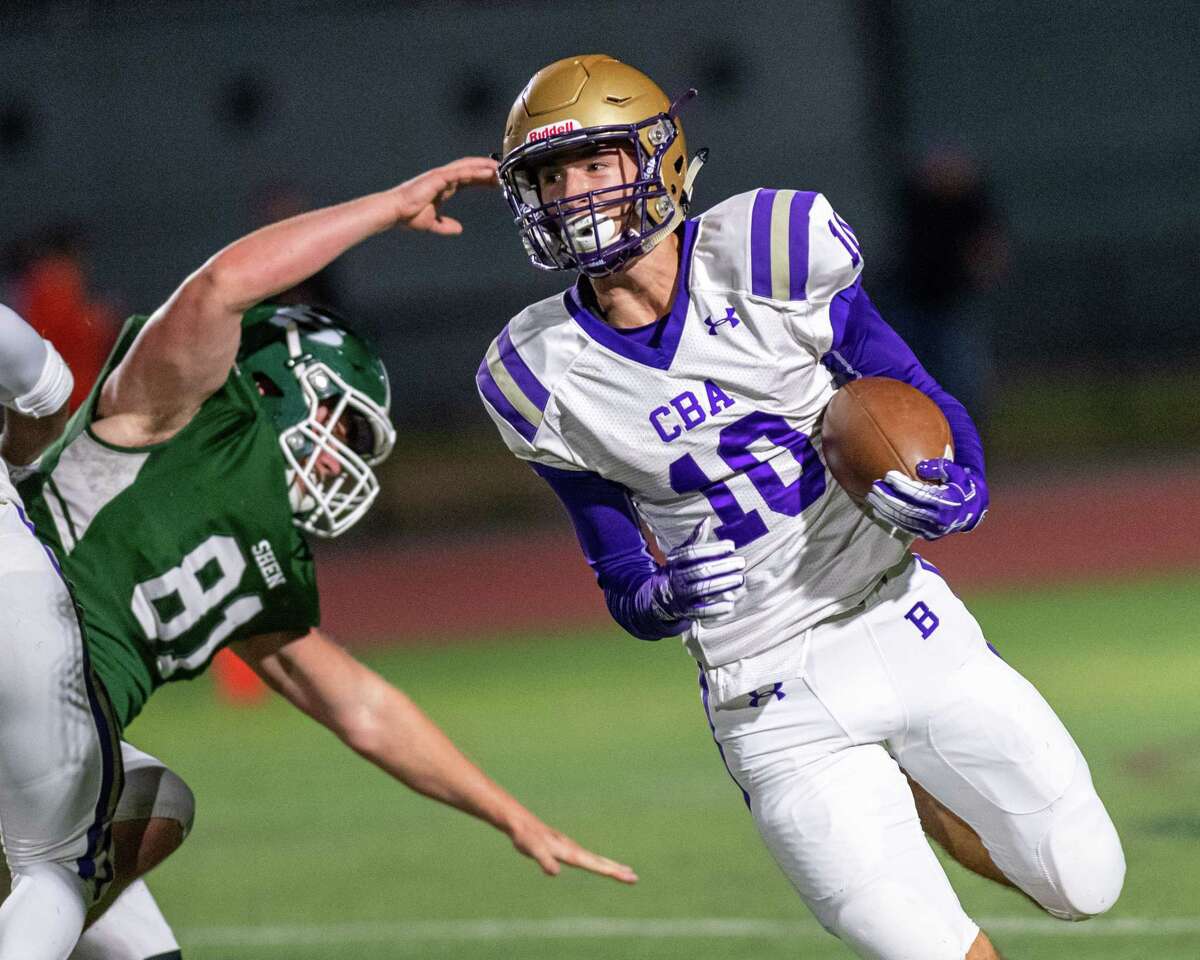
xmin=212 ymin=648 xmax=269 ymax=705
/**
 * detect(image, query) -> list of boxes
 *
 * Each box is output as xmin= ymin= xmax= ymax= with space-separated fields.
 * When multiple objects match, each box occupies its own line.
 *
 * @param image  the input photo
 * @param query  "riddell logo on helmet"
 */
xmin=526 ymin=119 xmax=581 ymax=143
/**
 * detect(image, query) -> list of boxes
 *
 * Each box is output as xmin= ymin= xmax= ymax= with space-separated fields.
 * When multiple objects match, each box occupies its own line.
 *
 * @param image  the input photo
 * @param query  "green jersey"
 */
xmin=19 ymin=316 xmax=320 ymax=730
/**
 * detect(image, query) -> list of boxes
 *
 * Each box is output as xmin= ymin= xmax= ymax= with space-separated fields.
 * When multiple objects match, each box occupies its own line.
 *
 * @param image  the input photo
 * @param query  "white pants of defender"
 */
xmin=704 ymin=555 xmax=1125 ymax=960
xmin=69 ymin=742 xmax=192 ymax=960
xmin=0 ymin=499 xmax=120 ymax=902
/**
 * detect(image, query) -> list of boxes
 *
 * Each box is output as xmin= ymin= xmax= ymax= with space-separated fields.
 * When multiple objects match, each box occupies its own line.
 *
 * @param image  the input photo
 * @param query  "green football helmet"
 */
xmin=238 ymin=304 xmax=396 ymax=538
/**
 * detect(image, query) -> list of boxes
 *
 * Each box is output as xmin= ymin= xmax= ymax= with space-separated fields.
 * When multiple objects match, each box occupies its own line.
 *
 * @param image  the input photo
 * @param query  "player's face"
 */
xmin=529 ymin=144 xmax=641 ymax=261
xmin=311 ymin=401 xmax=345 ymax=480
xmin=533 ymin=145 xmax=638 ymax=215
xmin=256 ymin=379 xmax=345 ymax=482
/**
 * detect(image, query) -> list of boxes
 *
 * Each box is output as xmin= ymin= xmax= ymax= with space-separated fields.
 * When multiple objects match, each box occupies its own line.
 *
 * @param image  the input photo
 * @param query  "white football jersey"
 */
xmin=479 ymin=189 xmax=912 ymax=683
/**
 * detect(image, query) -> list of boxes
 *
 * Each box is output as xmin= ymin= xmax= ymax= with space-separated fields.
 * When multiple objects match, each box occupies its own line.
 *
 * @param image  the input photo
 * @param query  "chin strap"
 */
xmin=640 ymin=147 xmax=710 ymax=258
xmin=283 ymin=320 xmax=304 ymax=367
xmin=681 ymin=148 xmax=709 ymax=208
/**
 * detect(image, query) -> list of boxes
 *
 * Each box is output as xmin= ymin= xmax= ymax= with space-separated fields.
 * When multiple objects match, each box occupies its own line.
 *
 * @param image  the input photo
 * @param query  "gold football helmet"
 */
xmin=499 ymin=54 xmax=706 ymax=277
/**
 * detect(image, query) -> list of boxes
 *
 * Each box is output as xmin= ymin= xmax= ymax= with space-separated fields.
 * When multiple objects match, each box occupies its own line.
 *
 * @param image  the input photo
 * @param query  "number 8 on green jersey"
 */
xmin=18 ymin=306 xmax=390 ymax=731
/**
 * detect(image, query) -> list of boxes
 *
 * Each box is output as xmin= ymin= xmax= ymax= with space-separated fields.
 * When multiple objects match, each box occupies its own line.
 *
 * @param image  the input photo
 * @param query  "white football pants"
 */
xmin=0 ymin=500 xmax=123 ymax=959
xmin=70 ymin=743 xmax=192 ymax=960
xmin=702 ymin=554 xmax=1125 ymax=960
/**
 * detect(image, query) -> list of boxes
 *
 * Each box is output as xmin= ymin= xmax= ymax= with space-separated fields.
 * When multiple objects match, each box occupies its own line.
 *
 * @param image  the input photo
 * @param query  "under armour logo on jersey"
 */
xmin=704 ymin=307 xmax=740 ymax=336
xmin=747 ymin=682 xmax=786 ymax=707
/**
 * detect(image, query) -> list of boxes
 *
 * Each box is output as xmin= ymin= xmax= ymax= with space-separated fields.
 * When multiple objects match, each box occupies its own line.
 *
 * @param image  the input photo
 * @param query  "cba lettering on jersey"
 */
xmin=649 ymin=379 xmax=736 ymax=443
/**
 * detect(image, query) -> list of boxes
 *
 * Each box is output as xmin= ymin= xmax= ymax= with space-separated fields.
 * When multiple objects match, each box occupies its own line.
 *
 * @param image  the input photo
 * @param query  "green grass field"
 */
xmin=131 ymin=572 xmax=1200 ymax=959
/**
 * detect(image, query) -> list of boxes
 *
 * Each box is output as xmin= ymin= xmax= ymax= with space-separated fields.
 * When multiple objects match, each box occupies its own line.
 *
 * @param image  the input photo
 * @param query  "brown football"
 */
xmin=820 ymin=377 xmax=953 ymax=503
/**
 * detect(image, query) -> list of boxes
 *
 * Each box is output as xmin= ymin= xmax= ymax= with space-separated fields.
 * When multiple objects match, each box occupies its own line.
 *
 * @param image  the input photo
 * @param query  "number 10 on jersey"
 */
xmin=669 ymin=411 xmax=826 ymax=548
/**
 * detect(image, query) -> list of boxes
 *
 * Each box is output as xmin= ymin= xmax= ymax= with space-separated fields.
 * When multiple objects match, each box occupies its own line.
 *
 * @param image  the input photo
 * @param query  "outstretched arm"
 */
xmin=232 ymin=628 xmax=637 ymax=885
xmin=99 ymin=156 xmax=498 ymax=441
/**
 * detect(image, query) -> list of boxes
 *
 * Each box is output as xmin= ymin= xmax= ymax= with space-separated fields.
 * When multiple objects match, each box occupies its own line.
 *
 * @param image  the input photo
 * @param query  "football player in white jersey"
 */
xmin=0 ymin=303 xmax=100 ymax=960
xmin=478 ymin=55 xmax=1125 ymax=960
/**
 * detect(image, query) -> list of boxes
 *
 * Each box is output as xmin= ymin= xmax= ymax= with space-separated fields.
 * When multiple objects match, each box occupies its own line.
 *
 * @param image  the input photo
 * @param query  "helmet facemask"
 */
xmin=500 ymin=115 xmax=684 ymax=278
xmin=276 ymin=323 xmax=396 ymax=539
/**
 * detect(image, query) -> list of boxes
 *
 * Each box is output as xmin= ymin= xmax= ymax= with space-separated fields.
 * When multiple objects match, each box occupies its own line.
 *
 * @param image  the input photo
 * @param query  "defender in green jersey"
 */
xmin=24 ymin=309 xmax=326 ymax=730
xmin=13 ymin=156 xmax=636 ymax=960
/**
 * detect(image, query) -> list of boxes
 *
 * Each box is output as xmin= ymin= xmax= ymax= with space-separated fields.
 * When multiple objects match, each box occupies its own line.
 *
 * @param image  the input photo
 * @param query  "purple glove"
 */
xmin=644 ymin=518 xmax=747 ymax=625
xmin=866 ymin=458 xmax=989 ymax=540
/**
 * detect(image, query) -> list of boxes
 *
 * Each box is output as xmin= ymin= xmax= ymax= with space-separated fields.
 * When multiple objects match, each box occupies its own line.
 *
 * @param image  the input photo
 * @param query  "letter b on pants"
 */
xmin=905 ymin=601 xmax=939 ymax=639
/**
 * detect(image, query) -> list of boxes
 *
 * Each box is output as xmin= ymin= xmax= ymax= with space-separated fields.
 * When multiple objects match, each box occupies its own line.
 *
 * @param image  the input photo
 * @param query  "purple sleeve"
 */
xmin=530 ymin=463 xmax=688 ymax=641
xmin=821 ymin=282 xmax=985 ymax=477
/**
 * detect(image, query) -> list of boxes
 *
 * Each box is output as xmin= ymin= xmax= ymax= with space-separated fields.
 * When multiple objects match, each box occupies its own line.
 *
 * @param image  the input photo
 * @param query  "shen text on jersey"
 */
xmin=252 ymin=539 xmax=287 ymax=590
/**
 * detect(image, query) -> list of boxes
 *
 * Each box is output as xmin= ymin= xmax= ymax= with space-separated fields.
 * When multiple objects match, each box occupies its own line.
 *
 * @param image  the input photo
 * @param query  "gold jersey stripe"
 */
xmin=769 ymin=189 xmax=798 ymax=302
xmin=486 ymin=340 xmax=544 ymax=430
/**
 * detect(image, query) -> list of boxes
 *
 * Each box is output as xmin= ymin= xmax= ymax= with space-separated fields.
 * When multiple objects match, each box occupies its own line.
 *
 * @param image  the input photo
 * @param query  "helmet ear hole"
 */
xmin=252 ymin=372 xmax=284 ymax=398
xmin=342 ymin=410 xmax=377 ymax=458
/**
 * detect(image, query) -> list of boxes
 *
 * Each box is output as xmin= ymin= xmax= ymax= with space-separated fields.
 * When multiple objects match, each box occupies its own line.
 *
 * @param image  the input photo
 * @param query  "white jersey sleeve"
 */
xmin=0 ymin=303 xmax=58 ymax=411
xmin=1 ymin=302 xmax=74 ymax=504
xmin=476 ymin=292 xmax=590 ymax=473
xmin=696 ymin=188 xmax=862 ymax=303
xmin=695 ymin=188 xmax=864 ymax=360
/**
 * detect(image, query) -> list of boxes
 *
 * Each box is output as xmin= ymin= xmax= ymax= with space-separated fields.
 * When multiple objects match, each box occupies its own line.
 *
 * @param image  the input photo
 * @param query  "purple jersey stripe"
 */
xmin=497 ymin=326 xmax=550 ymax=413
xmin=828 ymin=218 xmax=861 ymax=267
xmin=76 ymin=639 xmax=119 ymax=897
xmin=834 ymin=210 xmax=859 ymax=244
xmin=788 ymin=191 xmax=817 ymax=300
xmin=749 ymin=189 xmax=776 ymax=297
xmin=476 ymin=358 xmax=537 ymax=443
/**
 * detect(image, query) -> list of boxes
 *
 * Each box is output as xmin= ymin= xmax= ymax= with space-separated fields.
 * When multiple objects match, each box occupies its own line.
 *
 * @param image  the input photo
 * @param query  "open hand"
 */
xmin=388 ymin=156 xmax=499 ymax=235
xmin=507 ymin=810 xmax=638 ymax=885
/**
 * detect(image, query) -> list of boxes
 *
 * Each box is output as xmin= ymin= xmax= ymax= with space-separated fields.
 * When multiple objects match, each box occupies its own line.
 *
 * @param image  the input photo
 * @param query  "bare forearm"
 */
xmin=241 ymin=630 xmax=526 ymax=832
xmin=337 ymin=669 xmax=525 ymax=832
xmin=1 ymin=405 xmax=70 ymax=465
xmin=198 ymin=190 xmax=401 ymax=314
xmin=183 ymin=153 xmax=497 ymax=321
xmin=99 ymin=189 xmax=404 ymax=426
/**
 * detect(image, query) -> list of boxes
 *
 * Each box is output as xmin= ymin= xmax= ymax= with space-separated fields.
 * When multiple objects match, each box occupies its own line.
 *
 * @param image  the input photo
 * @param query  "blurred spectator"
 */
xmin=8 ymin=229 xmax=120 ymax=411
xmin=891 ymin=145 xmax=1008 ymax=423
xmin=251 ymin=181 xmax=344 ymax=311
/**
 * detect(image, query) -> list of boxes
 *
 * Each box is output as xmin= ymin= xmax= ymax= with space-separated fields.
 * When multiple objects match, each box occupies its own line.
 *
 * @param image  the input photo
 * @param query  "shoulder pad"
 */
xmin=690 ymin=190 xmax=758 ymax=292
xmin=693 ymin=189 xmax=863 ymax=303
xmin=476 ymin=291 xmax=586 ymax=456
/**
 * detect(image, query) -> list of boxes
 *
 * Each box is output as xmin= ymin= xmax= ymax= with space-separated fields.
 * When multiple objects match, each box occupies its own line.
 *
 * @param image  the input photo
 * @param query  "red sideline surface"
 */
xmin=318 ymin=464 xmax=1200 ymax=646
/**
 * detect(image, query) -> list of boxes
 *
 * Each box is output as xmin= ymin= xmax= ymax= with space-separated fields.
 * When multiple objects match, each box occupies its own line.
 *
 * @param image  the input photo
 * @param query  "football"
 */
xmin=820 ymin=377 xmax=953 ymax=503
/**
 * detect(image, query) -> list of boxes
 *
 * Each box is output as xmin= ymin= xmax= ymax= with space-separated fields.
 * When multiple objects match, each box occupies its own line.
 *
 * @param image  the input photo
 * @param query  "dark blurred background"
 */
xmin=2 ymin=0 xmax=1197 ymax=542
